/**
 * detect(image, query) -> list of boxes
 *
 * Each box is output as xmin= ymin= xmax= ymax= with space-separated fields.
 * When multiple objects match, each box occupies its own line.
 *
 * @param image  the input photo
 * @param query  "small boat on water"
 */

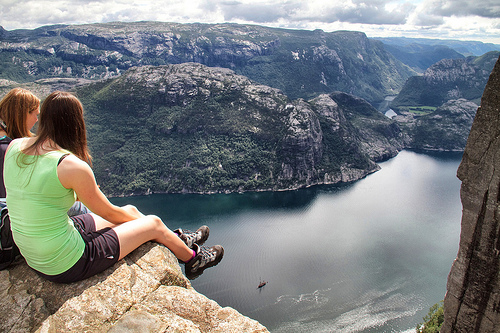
xmin=257 ymin=280 xmax=268 ymax=289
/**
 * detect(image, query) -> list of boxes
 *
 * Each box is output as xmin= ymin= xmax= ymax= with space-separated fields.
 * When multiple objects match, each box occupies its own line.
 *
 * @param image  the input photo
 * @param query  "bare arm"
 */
xmin=57 ymin=154 xmax=142 ymax=223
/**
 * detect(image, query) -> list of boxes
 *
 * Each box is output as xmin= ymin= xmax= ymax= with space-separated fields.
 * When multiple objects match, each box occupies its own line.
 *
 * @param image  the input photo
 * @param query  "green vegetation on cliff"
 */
xmin=74 ymin=63 xmax=402 ymax=196
xmin=417 ymin=301 xmax=444 ymax=333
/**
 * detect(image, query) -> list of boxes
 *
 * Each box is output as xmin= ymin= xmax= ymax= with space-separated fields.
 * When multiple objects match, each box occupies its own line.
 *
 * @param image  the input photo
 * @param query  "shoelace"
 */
xmin=181 ymin=229 xmax=201 ymax=245
xmin=198 ymin=247 xmax=217 ymax=266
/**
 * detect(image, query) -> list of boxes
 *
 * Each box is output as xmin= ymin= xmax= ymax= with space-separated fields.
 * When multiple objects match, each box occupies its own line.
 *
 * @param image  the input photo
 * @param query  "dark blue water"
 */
xmin=111 ymin=150 xmax=463 ymax=332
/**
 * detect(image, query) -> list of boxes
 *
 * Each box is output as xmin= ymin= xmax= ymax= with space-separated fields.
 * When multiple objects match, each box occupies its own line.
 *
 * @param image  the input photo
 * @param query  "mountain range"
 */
xmin=0 ymin=21 xmax=495 ymax=195
xmin=0 ymin=21 xmax=415 ymax=105
xmin=373 ymin=37 xmax=500 ymax=57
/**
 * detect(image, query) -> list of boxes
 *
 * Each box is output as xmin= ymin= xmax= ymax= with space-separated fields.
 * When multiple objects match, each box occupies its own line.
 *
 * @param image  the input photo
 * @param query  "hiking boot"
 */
xmin=185 ymin=243 xmax=224 ymax=280
xmin=174 ymin=225 xmax=209 ymax=249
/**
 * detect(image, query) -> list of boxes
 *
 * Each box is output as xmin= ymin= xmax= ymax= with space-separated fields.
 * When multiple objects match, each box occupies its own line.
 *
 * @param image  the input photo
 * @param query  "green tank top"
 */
xmin=4 ymin=139 xmax=85 ymax=275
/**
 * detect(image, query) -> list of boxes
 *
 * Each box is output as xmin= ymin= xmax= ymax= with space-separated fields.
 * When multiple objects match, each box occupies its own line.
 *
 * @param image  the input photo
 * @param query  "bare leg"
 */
xmin=92 ymin=213 xmax=193 ymax=262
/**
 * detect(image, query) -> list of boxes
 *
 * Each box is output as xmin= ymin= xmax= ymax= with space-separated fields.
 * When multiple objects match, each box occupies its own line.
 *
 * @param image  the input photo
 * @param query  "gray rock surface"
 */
xmin=441 ymin=55 xmax=500 ymax=332
xmin=391 ymin=52 xmax=499 ymax=109
xmin=409 ymin=98 xmax=478 ymax=151
xmin=0 ymin=242 xmax=268 ymax=333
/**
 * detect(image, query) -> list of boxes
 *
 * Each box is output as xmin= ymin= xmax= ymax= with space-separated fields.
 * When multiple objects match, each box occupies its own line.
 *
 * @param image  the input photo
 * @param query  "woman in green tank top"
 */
xmin=0 ymin=88 xmax=89 ymax=215
xmin=4 ymin=91 xmax=223 ymax=282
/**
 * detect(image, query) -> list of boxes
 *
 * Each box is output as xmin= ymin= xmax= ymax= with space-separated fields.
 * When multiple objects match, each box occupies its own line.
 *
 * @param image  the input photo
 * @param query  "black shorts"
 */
xmin=35 ymin=213 xmax=120 ymax=284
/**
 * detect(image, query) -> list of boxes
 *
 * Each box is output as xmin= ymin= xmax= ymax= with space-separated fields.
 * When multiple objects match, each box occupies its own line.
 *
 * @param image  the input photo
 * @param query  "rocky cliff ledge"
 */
xmin=441 ymin=55 xmax=500 ymax=332
xmin=0 ymin=242 xmax=268 ymax=332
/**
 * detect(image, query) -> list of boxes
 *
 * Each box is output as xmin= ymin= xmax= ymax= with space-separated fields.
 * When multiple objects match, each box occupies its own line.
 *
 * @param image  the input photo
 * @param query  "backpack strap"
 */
xmin=58 ymin=153 xmax=70 ymax=166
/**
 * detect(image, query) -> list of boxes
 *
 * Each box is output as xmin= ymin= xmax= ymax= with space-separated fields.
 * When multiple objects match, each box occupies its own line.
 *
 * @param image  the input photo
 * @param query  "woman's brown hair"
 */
xmin=26 ymin=91 xmax=92 ymax=165
xmin=0 ymin=87 xmax=40 ymax=139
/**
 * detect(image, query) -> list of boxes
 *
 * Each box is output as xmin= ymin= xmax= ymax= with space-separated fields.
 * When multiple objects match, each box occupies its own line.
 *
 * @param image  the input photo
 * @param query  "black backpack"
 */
xmin=0 ymin=206 xmax=20 ymax=270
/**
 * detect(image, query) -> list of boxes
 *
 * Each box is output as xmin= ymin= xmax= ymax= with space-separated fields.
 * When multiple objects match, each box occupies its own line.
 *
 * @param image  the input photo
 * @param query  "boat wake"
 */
xmin=276 ymin=288 xmax=331 ymax=307
xmin=272 ymin=284 xmax=424 ymax=333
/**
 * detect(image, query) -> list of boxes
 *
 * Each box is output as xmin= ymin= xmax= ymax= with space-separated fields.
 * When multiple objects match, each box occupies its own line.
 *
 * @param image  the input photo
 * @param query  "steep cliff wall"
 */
xmin=0 ymin=242 xmax=268 ymax=332
xmin=441 ymin=55 xmax=500 ymax=332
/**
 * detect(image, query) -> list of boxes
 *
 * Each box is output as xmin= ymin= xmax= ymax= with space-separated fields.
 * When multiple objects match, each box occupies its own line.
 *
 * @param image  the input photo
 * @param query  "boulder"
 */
xmin=0 ymin=242 xmax=268 ymax=332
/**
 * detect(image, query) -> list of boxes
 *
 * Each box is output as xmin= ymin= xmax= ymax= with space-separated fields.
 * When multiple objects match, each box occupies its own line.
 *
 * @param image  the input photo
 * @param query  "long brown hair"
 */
xmin=26 ymin=91 xmax=92 ymax=165
xmin=0 ymin=87 xmax=40 ymax=139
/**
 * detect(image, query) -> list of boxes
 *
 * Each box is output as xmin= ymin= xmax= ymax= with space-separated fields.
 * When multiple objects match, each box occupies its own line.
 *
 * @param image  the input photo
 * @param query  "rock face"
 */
xmin=391 ymin=51 xmax=499 ymax=109
xmin=441 ymin=55 xmax=500 ymax=332
xmin=316 ymin=91 xmax=405 ymax=162
xmin=0 ymin=242 xmax=268 ymax=333
xmin=407 ymin=98 xmax=478 ymax=151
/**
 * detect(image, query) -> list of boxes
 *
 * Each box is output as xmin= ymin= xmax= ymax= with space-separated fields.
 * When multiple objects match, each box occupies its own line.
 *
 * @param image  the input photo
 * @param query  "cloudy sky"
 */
xmin=1 ymin=0 xmax=499 ymax=44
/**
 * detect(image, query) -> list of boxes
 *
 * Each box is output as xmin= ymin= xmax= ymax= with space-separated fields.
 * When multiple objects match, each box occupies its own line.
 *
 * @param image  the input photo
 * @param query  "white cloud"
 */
xmin=426 ymin=0 xmax=500 ymax=18
xmin=210 ymin=1 xmax=414 ymax=25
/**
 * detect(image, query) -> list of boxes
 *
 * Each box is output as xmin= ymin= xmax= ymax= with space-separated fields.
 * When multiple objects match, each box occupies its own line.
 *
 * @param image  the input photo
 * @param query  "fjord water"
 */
xmin=111 ymin=150 xmax=463 ymax=332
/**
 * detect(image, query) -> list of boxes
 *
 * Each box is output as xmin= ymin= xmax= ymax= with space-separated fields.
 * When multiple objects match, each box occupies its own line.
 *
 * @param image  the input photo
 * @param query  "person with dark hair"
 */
xmin=4 ymin=91 xmax=223 ymax=282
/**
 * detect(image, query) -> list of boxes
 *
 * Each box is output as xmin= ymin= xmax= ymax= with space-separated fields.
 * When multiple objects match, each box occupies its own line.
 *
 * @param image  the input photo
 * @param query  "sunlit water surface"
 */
xmin=111 ymin=150 xmax=463 ymax=332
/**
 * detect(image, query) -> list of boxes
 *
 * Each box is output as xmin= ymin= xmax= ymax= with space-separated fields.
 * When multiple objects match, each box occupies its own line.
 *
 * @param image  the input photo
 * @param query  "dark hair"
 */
xmin=0 ymin=87 xmax=40 ymax=139
xmin=26 ymin=91 xmax=92 ymax=165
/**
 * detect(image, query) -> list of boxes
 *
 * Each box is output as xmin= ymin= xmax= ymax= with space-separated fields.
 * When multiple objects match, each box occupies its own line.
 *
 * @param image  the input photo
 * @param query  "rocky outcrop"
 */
xmin=0 ymin=242 xmax=268 ymax=333
xmin=279 ymin=98 xmax=324 ymax=186
xmin=57 ymin=23 xmax=279 ymax=65
xmin=441 ymin=55 xmax=500 ymax=332
xmin=317 ymin=91 xmax=405 ymax=162
xmin=405 ymin=98 xmax=478 ymax=151
xmin=391 ymin=51 xmax=499 ymax=109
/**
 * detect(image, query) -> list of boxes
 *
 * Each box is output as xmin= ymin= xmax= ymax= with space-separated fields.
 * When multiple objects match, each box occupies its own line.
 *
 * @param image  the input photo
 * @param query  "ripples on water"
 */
xmin=111 ymin=150 xmax=463 ymax=332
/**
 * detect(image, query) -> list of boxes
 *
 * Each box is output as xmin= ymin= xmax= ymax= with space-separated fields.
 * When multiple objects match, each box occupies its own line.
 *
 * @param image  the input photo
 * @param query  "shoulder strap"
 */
xmin=58 ymin=153 xmax=70 ymax=166
xmin=0 ymin=136 xmax=12 ymax=144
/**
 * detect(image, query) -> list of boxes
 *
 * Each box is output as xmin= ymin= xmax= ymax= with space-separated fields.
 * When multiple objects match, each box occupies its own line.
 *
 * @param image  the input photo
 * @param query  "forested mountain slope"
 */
xmin=75 ymin=63 xmax=404 ymax=196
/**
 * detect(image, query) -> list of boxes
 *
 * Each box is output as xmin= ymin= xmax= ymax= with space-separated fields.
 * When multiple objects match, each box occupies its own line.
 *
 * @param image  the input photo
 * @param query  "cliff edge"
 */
xmin=0 ymin=242 xmax=268 ymax=332
xmin=441 ymin=55 xmax=500 ymax=332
